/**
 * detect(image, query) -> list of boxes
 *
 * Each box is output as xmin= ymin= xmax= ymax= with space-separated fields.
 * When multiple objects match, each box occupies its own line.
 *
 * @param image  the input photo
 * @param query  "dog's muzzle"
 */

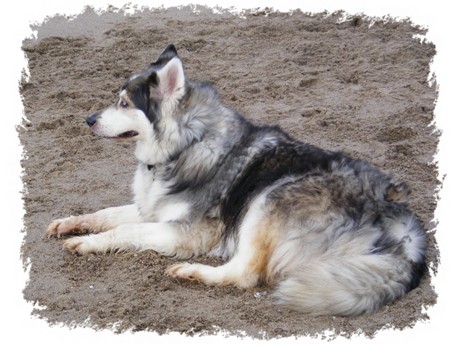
xmin=86 ymin=111 xmax=101 ymax=127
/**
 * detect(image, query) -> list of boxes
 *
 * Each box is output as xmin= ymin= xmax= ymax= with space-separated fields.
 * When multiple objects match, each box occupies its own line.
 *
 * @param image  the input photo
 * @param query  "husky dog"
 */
xmin=46 ymin=44 xmax=426 ymax=316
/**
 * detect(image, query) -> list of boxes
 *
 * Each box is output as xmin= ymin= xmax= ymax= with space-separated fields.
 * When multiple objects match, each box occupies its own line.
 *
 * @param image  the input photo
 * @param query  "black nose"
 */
xmin=86 ymin=112 xmax=100 ymax=127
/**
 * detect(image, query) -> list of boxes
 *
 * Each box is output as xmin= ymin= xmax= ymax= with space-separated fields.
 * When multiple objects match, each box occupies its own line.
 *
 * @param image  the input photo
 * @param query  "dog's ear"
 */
xmin=159 ymin=44 xmax=178 ymax=60
xmin=149 ymin=57 xmax=185 ymax=103
xmin=151 ymin=44 xmax=179 ymax=67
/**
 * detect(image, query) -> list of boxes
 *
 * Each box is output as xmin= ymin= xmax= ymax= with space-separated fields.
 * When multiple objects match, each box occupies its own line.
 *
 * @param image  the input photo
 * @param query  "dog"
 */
xmin=46 ymin=44 xmax=427 ymax=316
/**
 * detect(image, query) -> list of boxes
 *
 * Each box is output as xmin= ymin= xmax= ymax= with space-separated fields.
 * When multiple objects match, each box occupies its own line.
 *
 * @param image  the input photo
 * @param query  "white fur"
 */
xmin=63 ymin=223 xmax=183 ymax=255
xmin=133 ymin=166 xmax=168 ymax=219
xmin=168 ymin=192 xmax=268 ymax=288
xmin=157 ymin=202 xmax=190 ymax=223
xmin=131 ymin=165 xmax=190 ymax=222
xmin=273 ymin=254 xmax=408 ymax=316
xmin=92 ymin=107 xmax=149 ymax=139
xmin=391 ymin=216 xmax=426 ymax=263
xmin=156 ymin=57 xmax=186 ymax=104
xmin=91 ymin=204 xmax=142 ymax=225
xmin=46 ymin=204 xmax=141 ymax=237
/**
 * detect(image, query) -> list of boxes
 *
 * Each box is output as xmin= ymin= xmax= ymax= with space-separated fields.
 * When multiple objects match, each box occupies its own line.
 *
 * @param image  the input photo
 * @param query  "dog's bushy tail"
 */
xmin=272 ymin=215 xmax=426 ymax=316
xmin=274 ymin=256 xmax=409 ymax=316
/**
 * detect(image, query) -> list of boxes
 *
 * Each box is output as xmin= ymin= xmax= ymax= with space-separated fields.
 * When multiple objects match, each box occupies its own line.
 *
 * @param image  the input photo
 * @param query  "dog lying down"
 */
xmin=46 ymin=44 xmax=426 ymax=316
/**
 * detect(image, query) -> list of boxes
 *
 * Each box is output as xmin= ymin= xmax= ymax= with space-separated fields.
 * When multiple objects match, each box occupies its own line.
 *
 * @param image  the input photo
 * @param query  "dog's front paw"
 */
xmin=63 ymin=237 xmax=94 ymax=255
xmin=46 ymin=216 xmax=90 ymax=238
xmin=165 ymin=263 xmax=200 ymax=281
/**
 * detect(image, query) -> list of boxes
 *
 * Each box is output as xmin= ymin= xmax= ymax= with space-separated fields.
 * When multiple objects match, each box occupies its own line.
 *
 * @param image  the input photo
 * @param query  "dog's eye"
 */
xmin=119 ymin=100 xmax=128 ymax=108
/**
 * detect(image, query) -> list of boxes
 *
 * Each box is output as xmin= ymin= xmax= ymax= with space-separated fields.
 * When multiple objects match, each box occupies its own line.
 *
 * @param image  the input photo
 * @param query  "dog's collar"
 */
xmin=145 ymin=160 xmax=174 ymax=172
xmin=143 ymin=149 xmax=186 ymax=172
xmin=143 ymin=139 xmax=198 ymax=172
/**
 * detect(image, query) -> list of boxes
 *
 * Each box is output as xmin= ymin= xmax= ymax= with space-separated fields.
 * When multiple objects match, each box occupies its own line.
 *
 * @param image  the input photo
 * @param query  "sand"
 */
xmin=19 ymin=6 xmax=439 ymax=339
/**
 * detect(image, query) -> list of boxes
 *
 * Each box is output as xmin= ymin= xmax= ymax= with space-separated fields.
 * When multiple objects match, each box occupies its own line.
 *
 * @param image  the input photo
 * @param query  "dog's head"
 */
xmin=86 ymin=44 xmax=190 ymax=163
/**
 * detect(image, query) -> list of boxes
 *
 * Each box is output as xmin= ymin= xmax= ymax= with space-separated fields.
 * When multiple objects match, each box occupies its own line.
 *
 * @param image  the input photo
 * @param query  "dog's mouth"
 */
xmin=117 ymin=130 xmax=139 ymax=139
xmin=104 ymin=131 xmax=139 ymax=140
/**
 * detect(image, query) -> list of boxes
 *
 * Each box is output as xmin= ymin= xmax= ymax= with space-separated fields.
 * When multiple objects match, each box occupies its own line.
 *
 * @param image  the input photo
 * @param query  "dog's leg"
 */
xmin=46 ymin=204 xmax=141 ymax=238
xmin=63 ymin=220 xmax=220 ymax=258
xmin=166 ymin=195 xmax=280 ymax=289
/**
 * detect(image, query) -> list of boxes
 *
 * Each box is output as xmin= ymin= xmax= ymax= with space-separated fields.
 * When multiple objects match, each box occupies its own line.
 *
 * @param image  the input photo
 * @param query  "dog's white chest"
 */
xmin=133 ymin=165 xmax=190 ymax=223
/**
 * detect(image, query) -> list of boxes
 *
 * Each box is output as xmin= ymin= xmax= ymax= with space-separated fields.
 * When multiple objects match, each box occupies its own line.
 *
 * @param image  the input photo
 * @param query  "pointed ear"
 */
xmin=151 ymin=44 xmax=179 ymax=67
xmin=160 ymin=44 xmax=178 ymax=59
xmin=154 ymin=57 xmax=186 ymax=102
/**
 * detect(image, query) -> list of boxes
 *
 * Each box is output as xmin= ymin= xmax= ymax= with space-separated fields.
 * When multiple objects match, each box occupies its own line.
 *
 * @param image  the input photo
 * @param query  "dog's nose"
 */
xmin=86 ymin=112 xmax=100 ymax=127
